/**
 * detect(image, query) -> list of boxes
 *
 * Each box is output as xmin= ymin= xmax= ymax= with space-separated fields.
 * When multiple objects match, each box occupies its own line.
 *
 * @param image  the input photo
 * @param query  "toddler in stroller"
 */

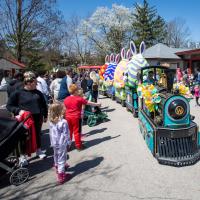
xmin=0 ymin=109 xmax=30 ymax=185
xmin=83 ymin=92 xmax=108 ymax=127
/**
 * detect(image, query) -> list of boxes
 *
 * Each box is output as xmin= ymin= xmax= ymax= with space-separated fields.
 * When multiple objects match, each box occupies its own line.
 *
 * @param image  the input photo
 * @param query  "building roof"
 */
xmin=143 ymin=43 xmax=181 ymax=60
xmin=7 ymin=59 xmax=25 ymax=68
xmin=171 ymin=47 xmax=191 ymax=53
xmin=0 ymin=58 xmax=25 ymax=70
xmin=175 ymin=48 xmax=200 ymax=55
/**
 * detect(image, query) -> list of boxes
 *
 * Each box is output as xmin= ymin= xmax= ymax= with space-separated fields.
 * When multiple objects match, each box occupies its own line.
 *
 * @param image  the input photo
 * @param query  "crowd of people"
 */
xmin=175 ymin=68 xmax=200 ymax=106
xmin=1 ymin=66 xmax=200 ymax=184
xmin=1 ymin=67 xmax=101 ymax=184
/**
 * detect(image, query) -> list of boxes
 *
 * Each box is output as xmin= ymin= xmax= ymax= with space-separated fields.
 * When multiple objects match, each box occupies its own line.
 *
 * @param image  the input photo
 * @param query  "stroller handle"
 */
xmin=20 ymin=113 xmax=32 ymax=124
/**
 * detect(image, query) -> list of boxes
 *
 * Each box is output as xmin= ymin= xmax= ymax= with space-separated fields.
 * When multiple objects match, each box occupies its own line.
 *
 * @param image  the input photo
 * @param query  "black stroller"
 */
xmin=0 ymin=109 xmax=29 ymax=186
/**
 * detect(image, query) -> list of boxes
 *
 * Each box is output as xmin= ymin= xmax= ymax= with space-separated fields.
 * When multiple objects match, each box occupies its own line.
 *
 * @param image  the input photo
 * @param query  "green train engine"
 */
xmin=138 ymin=66 xmax=200 ymax=166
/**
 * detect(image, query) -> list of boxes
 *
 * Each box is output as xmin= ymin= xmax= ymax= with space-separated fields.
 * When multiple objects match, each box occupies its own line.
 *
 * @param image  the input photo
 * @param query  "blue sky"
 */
xmin=58 ymin=0 xmax=200 ymax=41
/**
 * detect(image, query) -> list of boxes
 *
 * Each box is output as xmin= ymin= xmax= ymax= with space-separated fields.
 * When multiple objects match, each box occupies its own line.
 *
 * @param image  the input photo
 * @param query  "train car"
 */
xmin=99 ymin=55 xmax=109 ymax=96
xmin=114 ymin=48 xmax=132 ymax=106
xmin=103 ymin=54 xmax=120 ymax=100
xmin=125 ymin=41 xmax=149 ymax=117
xmin=138 ymin=65 xmax=200 ymax=166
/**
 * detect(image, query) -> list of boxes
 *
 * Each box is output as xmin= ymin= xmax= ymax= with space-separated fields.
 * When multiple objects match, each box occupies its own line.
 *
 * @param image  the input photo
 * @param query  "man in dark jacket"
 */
xmin=7 ymin=72 xmax=24 ymax=97
xmin=81 ymin=74 xmax=88 ymax=94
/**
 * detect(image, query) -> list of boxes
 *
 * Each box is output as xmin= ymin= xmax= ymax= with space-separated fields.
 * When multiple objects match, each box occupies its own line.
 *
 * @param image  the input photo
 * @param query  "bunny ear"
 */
xmin=110 ymin=54 xmax=115 ymax=62
xmin=126 ymin=49 xmax=132 ymax=59
xmin=115 ymin=54 xmax=120 ymax=64
xmin=105 ymin=55 xmax=109 ymax=63
xmin=139 ymin=41 xmax=146 ymax=54
xmin=130 ymin=41 xmax=137 ymax=55
xmin=121 ymin=48 xmax=126 ymax=59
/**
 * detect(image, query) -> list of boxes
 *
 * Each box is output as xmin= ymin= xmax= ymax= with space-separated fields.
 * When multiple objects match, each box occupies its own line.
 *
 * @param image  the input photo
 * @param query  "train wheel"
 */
xmin=133 ymin=109 xmax=138 ymax=118
xmin=121 ymin=100 xmax=126 ymax=107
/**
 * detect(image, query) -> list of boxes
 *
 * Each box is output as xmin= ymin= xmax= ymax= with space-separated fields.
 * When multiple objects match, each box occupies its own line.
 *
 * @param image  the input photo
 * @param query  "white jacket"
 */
xmin=37 ymin=76 xmax=49 ymax=95
xmin=50 ymin=78 xmax=62 ymax=100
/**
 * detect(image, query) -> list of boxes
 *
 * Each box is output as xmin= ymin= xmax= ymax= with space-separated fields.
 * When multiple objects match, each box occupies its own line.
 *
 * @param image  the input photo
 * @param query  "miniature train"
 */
xmin=138 ymin=66 xmax=200 ymax=166
xmin=99 ymin=41 xmax=200 ymax=166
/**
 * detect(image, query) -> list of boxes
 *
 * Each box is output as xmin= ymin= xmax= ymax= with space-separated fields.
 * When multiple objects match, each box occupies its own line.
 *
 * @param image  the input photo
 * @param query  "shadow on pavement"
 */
xmin=85 ymin=135 xmax=120 ymax=150
xmin=85 ymin=127 xmax=107 ymax=136
xmin=1 ymin=182 xmax=58 ymax=200
xmin=28 ymin=155 xmax=53 ymax=177
xmin=101 ymin=106 xmax=109 ymax=110
xmin=68 ymin=156 xmax=104 ymax=177
xmin=103 ymin=108 xmax=115 ymax=113
xmin=98 ymin=96 xmax=107 ymax=99
xmin=28 ymin=132 xmax=53 ymax=177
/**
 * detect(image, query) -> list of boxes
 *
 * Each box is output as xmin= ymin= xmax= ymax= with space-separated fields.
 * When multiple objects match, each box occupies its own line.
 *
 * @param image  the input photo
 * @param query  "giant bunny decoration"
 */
xmin=114 ymin=48 xmax=132 ymax=88
xmin=113 ymin=48 xmax=132 ymax=105
xmin=103 ymin=53 xmax=120 ymax=99
xmin=126 ymin=41 xmax=149 ymax=87
xmin=104 ymin=53 xmax=120 ymax=81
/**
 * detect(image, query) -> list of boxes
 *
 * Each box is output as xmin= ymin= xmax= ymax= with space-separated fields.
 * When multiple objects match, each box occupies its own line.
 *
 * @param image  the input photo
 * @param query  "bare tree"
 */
xmin=0 ymin=0 xmax=64 ymax=62
xmin=62 ymin=15 xmax=94 ymax=65
xmin=165 ymin=18 xmax=191 ymax=48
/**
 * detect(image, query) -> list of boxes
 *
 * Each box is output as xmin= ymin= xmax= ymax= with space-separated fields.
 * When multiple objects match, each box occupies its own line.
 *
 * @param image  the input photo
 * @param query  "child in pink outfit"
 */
xmin=49 ymin=103 xmax=71 ymax=184
xmin=194 ymin=85 xmax=200 ymax=106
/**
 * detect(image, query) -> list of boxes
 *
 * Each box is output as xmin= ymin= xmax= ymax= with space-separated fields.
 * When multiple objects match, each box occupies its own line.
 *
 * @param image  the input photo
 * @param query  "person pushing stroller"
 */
xmin=64 ymin=84 xmax=101 ymax=150
xmin=6 ymin=71 xmax=48 ymax=166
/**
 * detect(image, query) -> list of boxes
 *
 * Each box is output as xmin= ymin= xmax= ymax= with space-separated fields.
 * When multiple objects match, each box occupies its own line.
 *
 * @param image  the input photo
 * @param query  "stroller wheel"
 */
xmin=10 ymin=167 xmax=29 ymax=186
xmin=6 ymin=156 xmax=19 ymax=167
xmin=87 ymin=115 xmax=97 ymax=127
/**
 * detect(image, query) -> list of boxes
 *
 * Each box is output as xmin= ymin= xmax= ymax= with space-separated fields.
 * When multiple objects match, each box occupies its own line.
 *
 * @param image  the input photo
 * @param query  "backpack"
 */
xmin=58 ymin=76 xmax=70 ymax=100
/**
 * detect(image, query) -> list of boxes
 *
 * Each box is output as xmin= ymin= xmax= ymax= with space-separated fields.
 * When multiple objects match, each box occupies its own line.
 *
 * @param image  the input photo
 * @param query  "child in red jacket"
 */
xmin=64 ymin=84 xmax=101 ymax=150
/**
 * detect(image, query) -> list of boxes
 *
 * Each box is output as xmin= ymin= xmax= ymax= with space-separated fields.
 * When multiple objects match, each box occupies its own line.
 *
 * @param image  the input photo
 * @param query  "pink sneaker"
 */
xmin=57 ymin=172 xmax=71 ymax=184
xmin=57 ymin=173 xmax=64 ymax=184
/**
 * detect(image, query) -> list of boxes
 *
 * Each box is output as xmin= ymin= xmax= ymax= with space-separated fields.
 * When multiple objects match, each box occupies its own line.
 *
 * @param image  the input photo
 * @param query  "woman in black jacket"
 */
xmin=7 ymin=71 xmax=48 ymax=161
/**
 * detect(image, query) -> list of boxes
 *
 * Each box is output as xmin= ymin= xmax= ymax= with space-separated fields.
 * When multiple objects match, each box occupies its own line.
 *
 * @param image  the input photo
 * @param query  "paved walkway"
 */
xmin=1 ymin=96 xmax=200 ymax=200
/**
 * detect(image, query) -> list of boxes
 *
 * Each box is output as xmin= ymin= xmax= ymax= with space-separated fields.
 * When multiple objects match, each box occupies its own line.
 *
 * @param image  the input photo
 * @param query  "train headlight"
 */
xmin=168 ymin=99 xmax=187 ymax=120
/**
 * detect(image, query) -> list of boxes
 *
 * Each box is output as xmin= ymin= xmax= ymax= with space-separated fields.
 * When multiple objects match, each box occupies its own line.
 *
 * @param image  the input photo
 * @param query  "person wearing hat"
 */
xmin=89 ymin=71 xmax=99 ymax=102
xmin=7 ymin=71 xmax=48 ymax=165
